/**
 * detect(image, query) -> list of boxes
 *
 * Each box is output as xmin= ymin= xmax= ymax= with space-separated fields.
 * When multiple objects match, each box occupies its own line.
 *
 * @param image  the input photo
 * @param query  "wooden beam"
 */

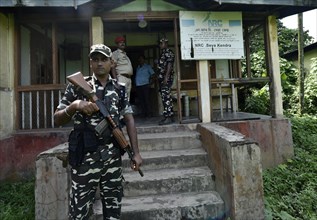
xmin=265 ymin=15 xmax=283 ymax=118
xmin=102 ymin=11 xmax=178 ymax=21
xmin=198 ymin=61 xmax=211 ymax=122
xmin=203 ymin=0 xmax=317 ymax=6
xmin=244 ymin=25 xmax=251 ymax=78
xmin=210 ymin=77 xmax=270 ymax=85
xmin=173 ymin=18 xmax=182 ymax=123
xmin=52 ymin=22 xmax=58 ymax=84
xmin=298 ymin=13 xmax=305 ymax=114
xmin=91 ymin=17 xmax=104 ymax=45
xmin=147 ymin=0 xmax=151 ymax=11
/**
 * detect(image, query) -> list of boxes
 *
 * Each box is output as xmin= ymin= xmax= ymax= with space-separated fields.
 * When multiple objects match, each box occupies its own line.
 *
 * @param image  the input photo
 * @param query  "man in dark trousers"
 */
xmin=135 ymin=55 xmax=155 ymax=118
xmin=157 ymin=37 xmax=175 ymax=125
xmin=54 ymin=44 xmax=142 ymax=220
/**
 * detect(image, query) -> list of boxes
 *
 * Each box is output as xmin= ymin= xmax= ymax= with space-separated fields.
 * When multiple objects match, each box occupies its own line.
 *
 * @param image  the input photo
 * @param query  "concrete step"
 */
xmin=92 ymin=125 xmax=225 ymax=219
xmin=93 ymin=191 xmax=225 ymax=220
xmin=136 ymin=131 xmax=201 ymax=151
xmin=122 ymin=166 xmax=215 ymax=197
xmin=122 ymin=148 xmax=208 ymax=172
xmin=134 ymin=123 xmax=197 ymax=134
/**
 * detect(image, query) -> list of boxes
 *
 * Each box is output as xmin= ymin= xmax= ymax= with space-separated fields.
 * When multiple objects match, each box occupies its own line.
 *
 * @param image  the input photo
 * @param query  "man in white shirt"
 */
xmin=112 ymin=36 xmax=133 ymax=100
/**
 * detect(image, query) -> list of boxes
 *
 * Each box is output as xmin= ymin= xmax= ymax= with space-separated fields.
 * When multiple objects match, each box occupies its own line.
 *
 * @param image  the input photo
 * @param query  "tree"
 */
xmin=240 ymin=19 xmax=314 ymax=114
xmin=248 ymin=20 xmax=313 ymax=56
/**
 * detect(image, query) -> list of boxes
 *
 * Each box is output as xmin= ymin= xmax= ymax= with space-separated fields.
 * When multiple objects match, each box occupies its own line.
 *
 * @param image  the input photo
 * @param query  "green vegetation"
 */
xmin=240 ymin=19 xmax=314 ymax=115
xmin=241 ymin=19 xmax=317 ymax=220
xmin=264 ymin=116 xmax=317 ymax=220
xmin=0 ymin=179 xmax=35 ymax=220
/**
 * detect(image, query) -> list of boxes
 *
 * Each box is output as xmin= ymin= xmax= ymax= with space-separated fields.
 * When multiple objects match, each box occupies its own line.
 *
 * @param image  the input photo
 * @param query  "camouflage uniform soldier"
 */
xmin=54 ymin=44 xmax=142 ymax=220
xmin=157 ymin=37 xmax=175 ymax=125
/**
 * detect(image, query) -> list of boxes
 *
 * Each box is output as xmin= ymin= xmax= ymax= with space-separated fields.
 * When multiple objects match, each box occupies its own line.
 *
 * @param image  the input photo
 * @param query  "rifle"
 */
xmin=67 ymin=72 xmax=144 ymax=177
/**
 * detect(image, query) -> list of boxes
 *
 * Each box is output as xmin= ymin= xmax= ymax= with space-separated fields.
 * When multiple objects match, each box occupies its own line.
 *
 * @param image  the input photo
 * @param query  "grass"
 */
xmin=0 ymin=178 xmax=35 ymax=220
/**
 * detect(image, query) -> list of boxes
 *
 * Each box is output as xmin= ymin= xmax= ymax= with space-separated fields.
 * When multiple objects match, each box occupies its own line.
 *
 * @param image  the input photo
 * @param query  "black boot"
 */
xmin=158 ymin=117 xmax=173 ymax=125
xmin=158 ymin=117 xmax=166 ymax=124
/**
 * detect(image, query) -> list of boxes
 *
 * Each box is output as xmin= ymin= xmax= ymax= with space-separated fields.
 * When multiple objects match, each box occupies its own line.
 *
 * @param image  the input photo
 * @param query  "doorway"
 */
xmin=103 ymin=19 xmax=201 ymax=122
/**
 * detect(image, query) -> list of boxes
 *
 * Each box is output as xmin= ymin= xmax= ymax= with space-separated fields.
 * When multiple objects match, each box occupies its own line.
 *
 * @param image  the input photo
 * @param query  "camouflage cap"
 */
xmin=89 ymin=44 xmax=112 ymax=58
xmin=159 ymin=37 xmax=168 ymax=42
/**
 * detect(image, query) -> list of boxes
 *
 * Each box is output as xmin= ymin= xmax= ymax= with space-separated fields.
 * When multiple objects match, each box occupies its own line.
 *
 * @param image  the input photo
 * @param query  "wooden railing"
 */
xmin=210 ymin=77 xmax=270 ymax=118
xmin=17 ymin=84 xmax=66 ymax=129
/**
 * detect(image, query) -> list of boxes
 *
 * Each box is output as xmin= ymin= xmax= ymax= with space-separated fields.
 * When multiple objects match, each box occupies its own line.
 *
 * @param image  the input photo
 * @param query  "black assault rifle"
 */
xmin=67 ymin=72 xmax=144 ymax=177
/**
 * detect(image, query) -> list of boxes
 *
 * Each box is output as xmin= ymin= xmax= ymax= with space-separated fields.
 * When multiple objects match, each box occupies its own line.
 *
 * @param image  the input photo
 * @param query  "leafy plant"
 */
xmin=244 ymin=85 xmax=270 ymax=115
xmin=264 ymin=116 xmax=317 ymax=220
xmin=303 ymin=57 xmax=317 ymax=114
xmin=0 ymin=178 xmax=35 ymax=220
xmin=240 ymin=19 xmax=314 ymax=116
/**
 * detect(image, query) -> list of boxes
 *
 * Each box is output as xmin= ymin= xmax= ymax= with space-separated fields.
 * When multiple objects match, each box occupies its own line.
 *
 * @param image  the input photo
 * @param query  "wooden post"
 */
xmin=298 ymin=13 xmax=305 ymax=114
xmin=244 ymin=25 xmax=251 ymax=78
xmin=91 ymin=17 xmax=104 ymax=45
xmin=52 ymin=22 xmax=58 ymax=84
xmin=174 ymin=18 xmax=182 ymax=123
xmin=265 ymin=16 xmax=283 ymax=118
xmin=198 ymin=61 xmax=211 ymax=122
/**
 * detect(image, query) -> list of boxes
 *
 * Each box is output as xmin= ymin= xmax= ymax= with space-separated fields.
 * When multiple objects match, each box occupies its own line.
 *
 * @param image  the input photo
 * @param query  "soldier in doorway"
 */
xmin=157 ymin=37 xmax=175 ymax=125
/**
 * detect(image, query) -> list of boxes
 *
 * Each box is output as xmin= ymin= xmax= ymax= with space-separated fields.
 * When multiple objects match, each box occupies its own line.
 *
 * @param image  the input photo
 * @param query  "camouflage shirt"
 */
xmin=157 ymin=48 xmax=175 ymax=82
xmin=57 ymin=74 xmax=133 ymax=132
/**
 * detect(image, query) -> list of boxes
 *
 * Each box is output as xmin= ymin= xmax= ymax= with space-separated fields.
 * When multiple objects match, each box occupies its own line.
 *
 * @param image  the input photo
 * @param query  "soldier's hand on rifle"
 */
xmin=76 ymin=100 xmax=99 ymax=116
xmin=131 ymin=152 xmax=142 ymax=172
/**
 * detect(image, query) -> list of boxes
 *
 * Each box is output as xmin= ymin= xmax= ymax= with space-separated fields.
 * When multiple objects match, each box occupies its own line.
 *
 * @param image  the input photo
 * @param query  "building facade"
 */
xmin=0 ymin=0 xmax=316 ymax=180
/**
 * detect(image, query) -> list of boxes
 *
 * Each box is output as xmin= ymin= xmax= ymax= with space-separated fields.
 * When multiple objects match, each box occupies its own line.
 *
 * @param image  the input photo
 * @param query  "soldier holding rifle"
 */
xmin=54 ymin=44 xmax=142 ymax=220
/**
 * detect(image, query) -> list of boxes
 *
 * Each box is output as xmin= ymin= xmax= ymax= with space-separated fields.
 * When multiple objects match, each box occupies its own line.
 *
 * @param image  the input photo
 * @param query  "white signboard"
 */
xmin=179 ymin=11 xmax=244 ymax=60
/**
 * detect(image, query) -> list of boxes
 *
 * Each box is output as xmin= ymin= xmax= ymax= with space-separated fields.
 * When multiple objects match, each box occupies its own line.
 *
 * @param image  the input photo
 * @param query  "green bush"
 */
xmin=244 ymin=85 xmax=270 ymax=115
xmin=240 ymin=54 xmax=299 ymax=116
xmin=264 ymin=115 xmax=317 ymax=220
xmin=303 ymin=57 xmax=317 ymax=114
xmin=0 ymin=178 xmax=35 ymax=220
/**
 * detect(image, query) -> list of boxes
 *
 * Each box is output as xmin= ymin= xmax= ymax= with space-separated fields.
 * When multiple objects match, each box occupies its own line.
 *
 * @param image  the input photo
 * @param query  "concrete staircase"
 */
xmin=93 ymin=124 xmax=225 ymax=220
xmin=35 ymin=120 xmax=274 ymax=219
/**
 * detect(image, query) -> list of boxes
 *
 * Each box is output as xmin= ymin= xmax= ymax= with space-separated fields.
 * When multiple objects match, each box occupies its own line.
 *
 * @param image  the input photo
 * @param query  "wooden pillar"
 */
xmin=173 ymin=18 xmax=182 ymax=122
xmin=265 ymin=16 xmax=283 ymax=118
xmin=91 ymin=17 xmax=104 ymax=45
xmin=52 ymin=22 xmax=58 ymax=84
xmin=298 ymin=13 xmax=305 ymax=114
xmin=244 ymin=25 xmax=251 ymax=78
xmin=198 ymin=61 xmax=211 ymax=122
xmin=0 ymin=13 xmax=15 ymax=138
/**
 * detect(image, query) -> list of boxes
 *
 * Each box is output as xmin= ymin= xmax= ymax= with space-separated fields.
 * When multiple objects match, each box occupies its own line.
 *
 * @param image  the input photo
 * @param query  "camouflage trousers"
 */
xmin=69 ymin=149 xmax=123 ymax=220
xmin=159 ymin=83 xmax=174 ymax=117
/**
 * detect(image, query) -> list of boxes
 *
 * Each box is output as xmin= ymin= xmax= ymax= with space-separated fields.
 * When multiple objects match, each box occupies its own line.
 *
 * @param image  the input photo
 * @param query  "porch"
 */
xmin=17 ymin=80 xmax=271 ymax=131
xmin=134 ymin=111 xmax=271 ymax=127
